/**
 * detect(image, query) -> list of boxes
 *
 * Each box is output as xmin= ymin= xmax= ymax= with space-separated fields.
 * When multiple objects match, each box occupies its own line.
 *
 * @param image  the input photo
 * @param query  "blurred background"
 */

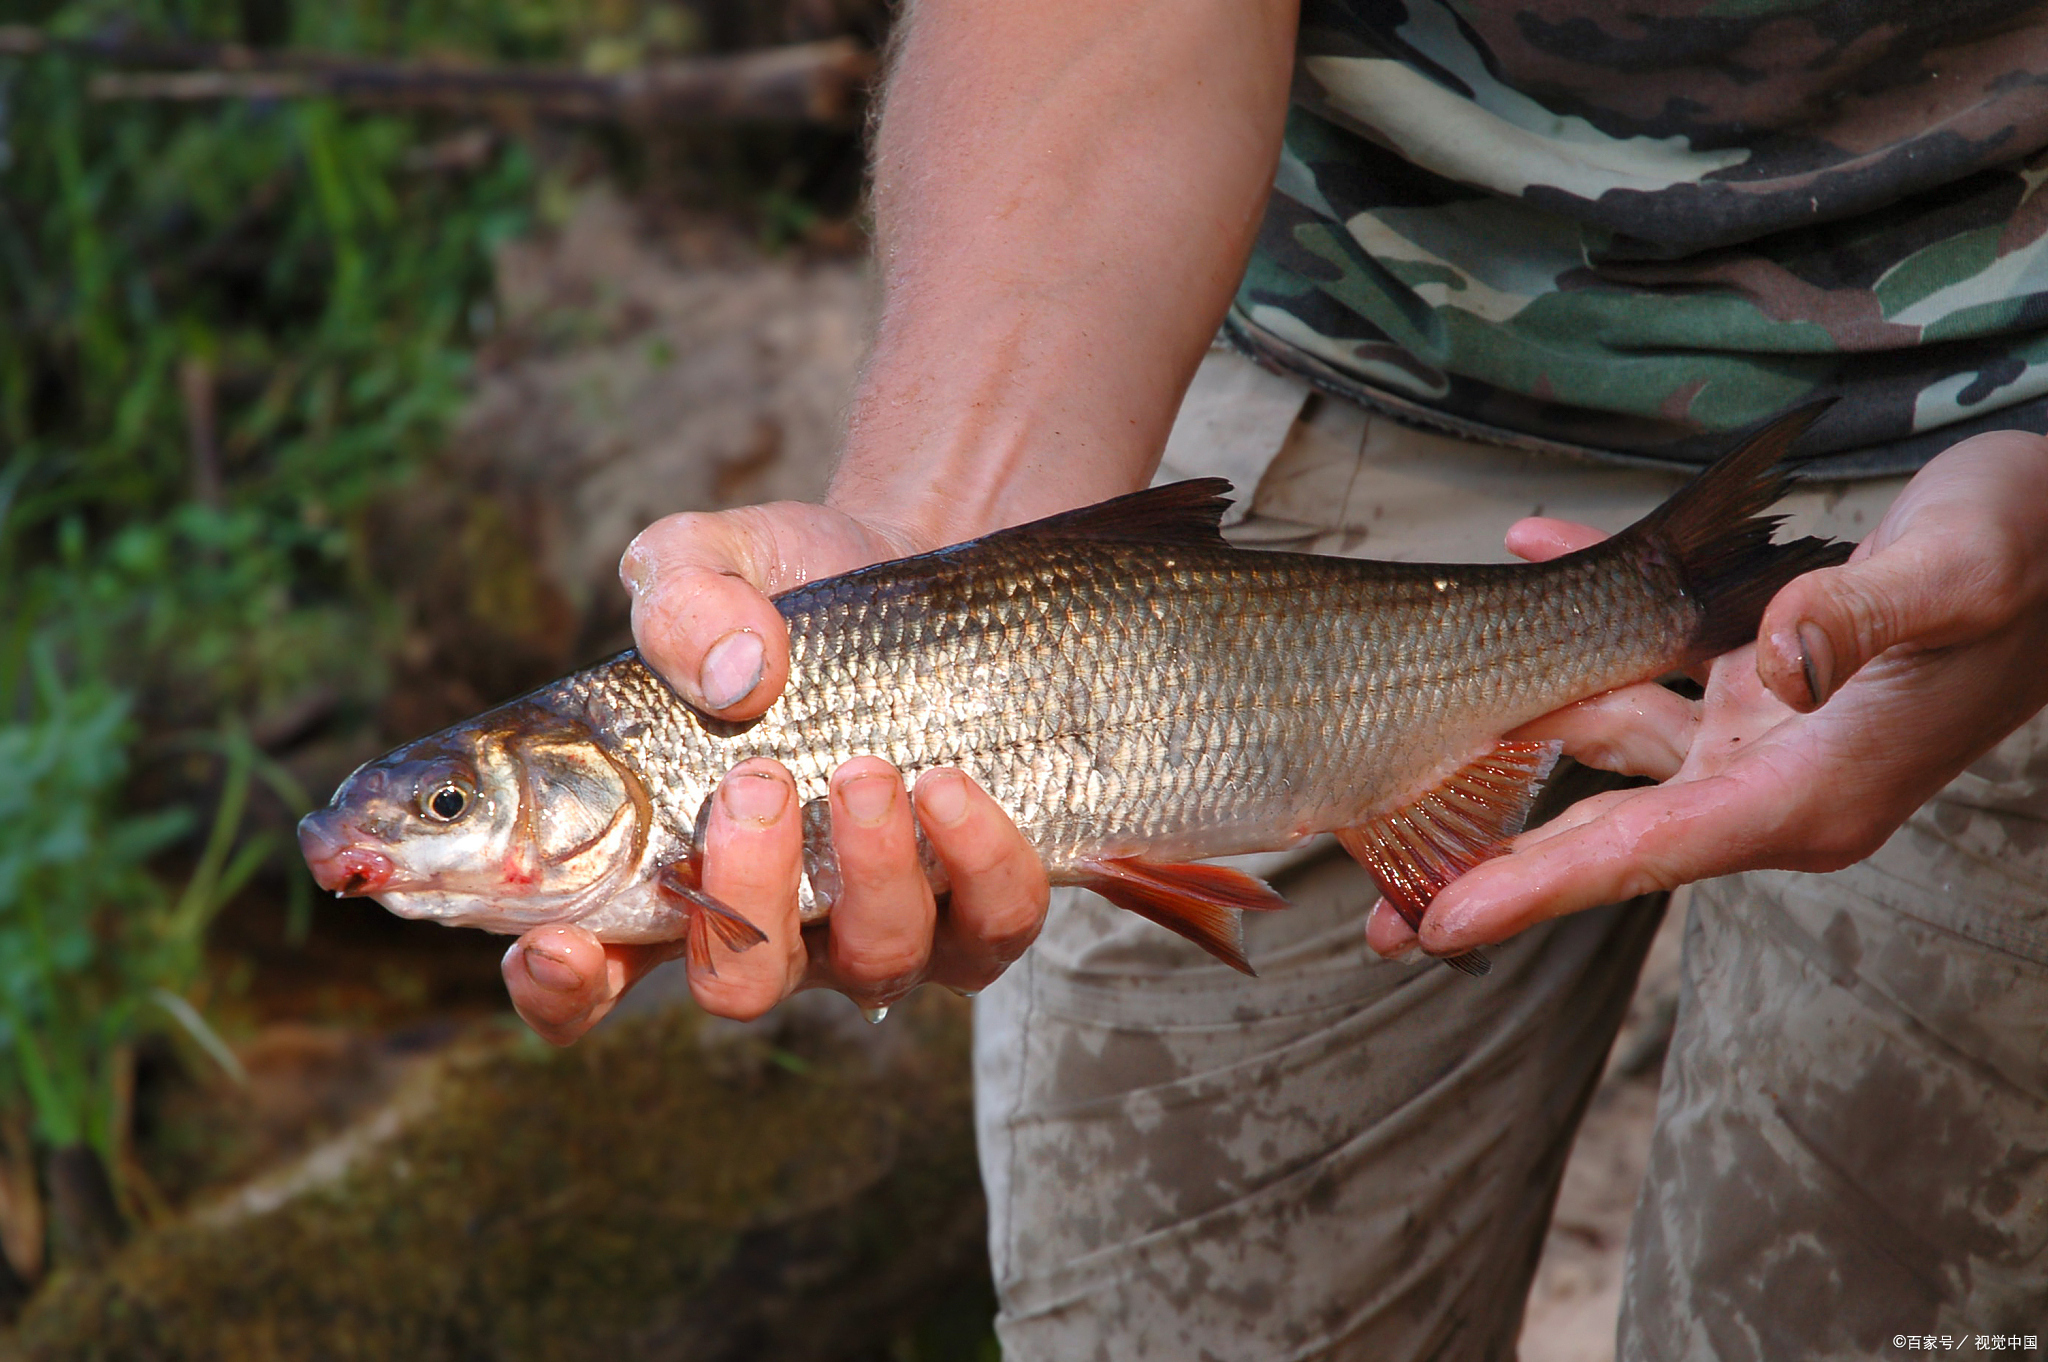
xmin=0 ymin=1 xmax=1006 ymax=1356
xmin=0 ymin=2 xmax=1676 ymax=1356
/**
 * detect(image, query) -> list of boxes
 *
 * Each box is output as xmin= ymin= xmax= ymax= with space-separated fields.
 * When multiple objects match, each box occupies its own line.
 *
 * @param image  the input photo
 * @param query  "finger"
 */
xmin=1364 ymin=898 xmax=1418 ymax=960
xmin=622 ymin=503 xmax=881 ymax=720
xmin=503 ymin=924 xmax=624 ymax=1046
xmin=691 ymin=759 xmax=807 ymax=1019
xmin=1755 ymin=532 xmax=2025 ymax=713
xmin=1496 ymin=784 xmax=1644 ymax=852
xmin=1374 ymin=784 xmax=1646 ymax=964
xmin=1419 ymin=771 xmax=1790 ymax=953
xmin=1508 ymin=683 xmax=1699 ymax=781
xmin=621 ymin=509 xmax=797 ymax=719
xmin=913 ymin=768 xmax=1049 ymax=992
xmin=1505 ymin=516 xmax=1609 ymax=563
xmin=824 ymin=757 xmax=938 ymax=1000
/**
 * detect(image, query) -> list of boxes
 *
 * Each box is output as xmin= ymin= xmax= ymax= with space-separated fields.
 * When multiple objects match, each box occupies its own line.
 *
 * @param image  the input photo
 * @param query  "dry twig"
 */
xmin=0 ymin=27 xmax=875 ymax=125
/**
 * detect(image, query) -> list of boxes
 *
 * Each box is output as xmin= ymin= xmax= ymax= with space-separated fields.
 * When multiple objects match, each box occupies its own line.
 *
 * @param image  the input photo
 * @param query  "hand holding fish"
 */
xmin=501 ymin=500 xmax=1052 ymax=1044
xmin=1371 ymin=428 xmax=2048 ymax=961
xmin=305 ymin=406 xmax=1867 ymax=1036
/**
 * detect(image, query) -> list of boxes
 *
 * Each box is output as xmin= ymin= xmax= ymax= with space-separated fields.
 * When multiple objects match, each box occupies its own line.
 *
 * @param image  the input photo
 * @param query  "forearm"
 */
xmin=828 ymin=0 xmax=1298 ymax=549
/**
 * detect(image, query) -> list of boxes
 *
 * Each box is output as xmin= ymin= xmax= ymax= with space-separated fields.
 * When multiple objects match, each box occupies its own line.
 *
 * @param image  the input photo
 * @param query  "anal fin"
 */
xmin=657 ymin=861 xmax=769 ymax=975
xmin=1336 ymin=738 xmax=1562 ymax=979
xmin=1076 ymin=856 xmax=1291 ymax=976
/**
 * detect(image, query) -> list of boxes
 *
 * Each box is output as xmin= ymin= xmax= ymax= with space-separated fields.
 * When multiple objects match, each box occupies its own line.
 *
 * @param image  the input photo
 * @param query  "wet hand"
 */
xmin=618 ymin=500 xmax=906 ymax=720
xmin=1367 ymin=429 xmax=2048 ymax=960
xmin=504 ymin=502 xmax=1050 ymax=1043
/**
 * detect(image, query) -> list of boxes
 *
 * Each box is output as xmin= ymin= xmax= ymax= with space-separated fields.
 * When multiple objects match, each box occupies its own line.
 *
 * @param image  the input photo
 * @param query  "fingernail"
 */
xmin=620 ymin=542 xmax=654 ymax=597
xmin=699 ymin=630 xmax=764 ymax=711
xmin=916 ymin=769 xmax=970 ymax=826
xmin=522 ymin=945 xmax=581 ymax=994
xmin=838 ymin=770 xmax=897 ymax=827
xmin=720 ymin=769 xmax=788 ymax=825
xmin=1795 ymin=622 xmax=1833 ymax=708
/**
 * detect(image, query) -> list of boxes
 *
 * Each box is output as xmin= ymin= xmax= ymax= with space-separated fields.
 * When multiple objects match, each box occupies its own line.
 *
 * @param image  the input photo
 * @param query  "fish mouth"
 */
xmin=297 ymin=810 xmax=398 ymax=897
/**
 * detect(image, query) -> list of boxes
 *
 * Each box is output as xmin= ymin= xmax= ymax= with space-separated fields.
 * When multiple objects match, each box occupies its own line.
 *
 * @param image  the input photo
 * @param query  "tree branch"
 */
xmin=0 ymin=27 xmax=876 ymax=125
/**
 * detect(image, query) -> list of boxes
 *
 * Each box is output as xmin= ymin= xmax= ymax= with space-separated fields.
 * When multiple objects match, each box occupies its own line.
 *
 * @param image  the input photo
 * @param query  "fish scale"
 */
xmin=553 ymin=535 xmax=1688 ymax=880
xmin=299 ymin=405 xmax=1851 ymax=977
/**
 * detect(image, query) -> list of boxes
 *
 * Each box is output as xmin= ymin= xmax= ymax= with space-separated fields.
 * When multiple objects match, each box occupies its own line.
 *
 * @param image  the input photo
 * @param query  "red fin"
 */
xmin=657 ymin=862 xmax=768 ymax=975
xmin=1076 ymin=856 xmax=1290 ymax=976
xmin=1336 ymin=739 xmax=1563 ymax=979
xmin=990 ymin=479 xmax=1233 ymax=548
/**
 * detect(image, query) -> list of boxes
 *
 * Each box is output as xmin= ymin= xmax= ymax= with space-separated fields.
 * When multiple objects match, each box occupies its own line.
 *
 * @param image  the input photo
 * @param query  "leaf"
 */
xmin=0 ymin=998 xmax=79 ymax=1148
xmin=150 ymin=990 xmax=247 ymax=1088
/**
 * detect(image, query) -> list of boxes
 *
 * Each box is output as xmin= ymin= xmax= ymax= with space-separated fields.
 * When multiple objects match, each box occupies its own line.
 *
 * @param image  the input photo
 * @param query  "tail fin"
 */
xmin=1624 ymin=402 xmax=1854 ymax=664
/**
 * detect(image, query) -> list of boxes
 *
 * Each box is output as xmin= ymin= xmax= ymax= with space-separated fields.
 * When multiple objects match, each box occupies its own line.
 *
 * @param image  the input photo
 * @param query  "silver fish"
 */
xmin=298 ymin=407 xmax=1848 ymax=976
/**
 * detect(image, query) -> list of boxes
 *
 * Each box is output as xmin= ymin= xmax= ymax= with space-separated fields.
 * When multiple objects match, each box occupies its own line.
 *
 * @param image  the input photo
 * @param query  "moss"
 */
xmin=8 ymin=994 xmax=985 ymax=1361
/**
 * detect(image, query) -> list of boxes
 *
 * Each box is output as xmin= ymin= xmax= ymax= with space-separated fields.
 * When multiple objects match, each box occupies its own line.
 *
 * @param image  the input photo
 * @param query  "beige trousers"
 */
xmin=973 ymin=352 xmax=2048 ymax=1361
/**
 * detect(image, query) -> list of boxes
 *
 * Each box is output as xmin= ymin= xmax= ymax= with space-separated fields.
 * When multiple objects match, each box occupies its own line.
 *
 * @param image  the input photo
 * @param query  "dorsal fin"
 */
xmin=989 ymin=478 xmax=1235 ymax=547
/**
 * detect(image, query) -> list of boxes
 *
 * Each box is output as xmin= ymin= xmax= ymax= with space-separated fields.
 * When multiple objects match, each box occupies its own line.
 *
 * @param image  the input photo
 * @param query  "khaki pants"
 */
xmin=973 ymin=353 xmax=2048 ymax=1360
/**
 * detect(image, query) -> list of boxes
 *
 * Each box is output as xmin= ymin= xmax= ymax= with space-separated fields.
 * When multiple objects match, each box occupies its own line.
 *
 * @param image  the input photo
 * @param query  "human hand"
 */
xmin=503 ymin=501 xmax=1050 ymax=1045
xmin=502 ymin=0 xmax=1297 ymax=1039
xmin=1365 ymin=429 xmax=2048 ymax=962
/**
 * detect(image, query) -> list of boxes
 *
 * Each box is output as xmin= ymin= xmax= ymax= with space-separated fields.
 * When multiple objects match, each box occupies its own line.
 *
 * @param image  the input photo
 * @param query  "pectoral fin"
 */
xmin=1076 ymin=856 xmax=1290 ymax=976
xmin=1336 ymin=738 xmax=1563 ymax=979
xmin=656 ymin=861 xmax=768 ymax=974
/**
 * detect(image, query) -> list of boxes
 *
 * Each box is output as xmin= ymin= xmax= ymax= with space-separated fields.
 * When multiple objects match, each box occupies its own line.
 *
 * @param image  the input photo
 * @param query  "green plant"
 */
xmin=1 ymin=55 xmax=537 ymax=715
xmin=0 ymin=0 xmax=541 ymax=1270
xmin=0 ymin=650 xmax=191 ymax=1166
xmin=0 ymin=0 xmax=872 ymax=1289
xmin=0 ymin=643 xmax=273 ymax=1251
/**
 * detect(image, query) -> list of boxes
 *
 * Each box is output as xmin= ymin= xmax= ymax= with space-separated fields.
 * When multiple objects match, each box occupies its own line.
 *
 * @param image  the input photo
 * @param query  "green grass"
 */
xmin=0 ymin=0 xmax=543 ymax=1267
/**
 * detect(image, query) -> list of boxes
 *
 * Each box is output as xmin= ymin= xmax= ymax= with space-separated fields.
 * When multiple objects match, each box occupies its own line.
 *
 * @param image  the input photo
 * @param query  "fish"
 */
xmin=297 ymin=405 xmax=1850 ymax=978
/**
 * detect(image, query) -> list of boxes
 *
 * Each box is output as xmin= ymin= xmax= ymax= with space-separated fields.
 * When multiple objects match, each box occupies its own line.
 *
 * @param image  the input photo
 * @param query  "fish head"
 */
xmin=297 ymin=701 xmax=651 ymax=932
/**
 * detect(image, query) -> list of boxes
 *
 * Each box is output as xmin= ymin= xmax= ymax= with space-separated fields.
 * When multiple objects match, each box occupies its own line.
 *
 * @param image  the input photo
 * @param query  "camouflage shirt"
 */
xmin=1230 ymin=0 xmax=2048 ymax=475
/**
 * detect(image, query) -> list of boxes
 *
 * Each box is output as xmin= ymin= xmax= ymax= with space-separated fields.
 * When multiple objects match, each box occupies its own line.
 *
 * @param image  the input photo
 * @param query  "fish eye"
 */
xmin=421 ymin=782 xmax=474 ymax=823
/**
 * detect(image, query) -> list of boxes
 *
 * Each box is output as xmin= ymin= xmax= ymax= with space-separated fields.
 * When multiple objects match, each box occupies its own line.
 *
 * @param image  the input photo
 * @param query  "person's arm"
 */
xmin=506 ymin=0 xmax=1301 ymax=1041
xmin=829 ymin=0 xmax=1300 ymax=544
xmin=1364 ymin=428 xmax=2048 ymax=962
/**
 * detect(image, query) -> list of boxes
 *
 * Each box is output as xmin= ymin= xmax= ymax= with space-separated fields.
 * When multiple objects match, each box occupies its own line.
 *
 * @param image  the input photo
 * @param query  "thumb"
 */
xmin=621 ymin=502 xmax=892 ymax=720
xmin=1754 ymin=540 xmax=1998 ymax=712
xmin=623 ymin=509 xmax=794 ymax=720
xmin=1757 ymin=427 xmax=2048 ymax=713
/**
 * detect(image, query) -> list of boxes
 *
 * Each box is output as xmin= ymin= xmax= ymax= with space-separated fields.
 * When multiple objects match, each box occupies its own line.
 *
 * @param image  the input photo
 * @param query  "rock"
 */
xmin=10 ymin=992 xmax=984 ymax=1361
